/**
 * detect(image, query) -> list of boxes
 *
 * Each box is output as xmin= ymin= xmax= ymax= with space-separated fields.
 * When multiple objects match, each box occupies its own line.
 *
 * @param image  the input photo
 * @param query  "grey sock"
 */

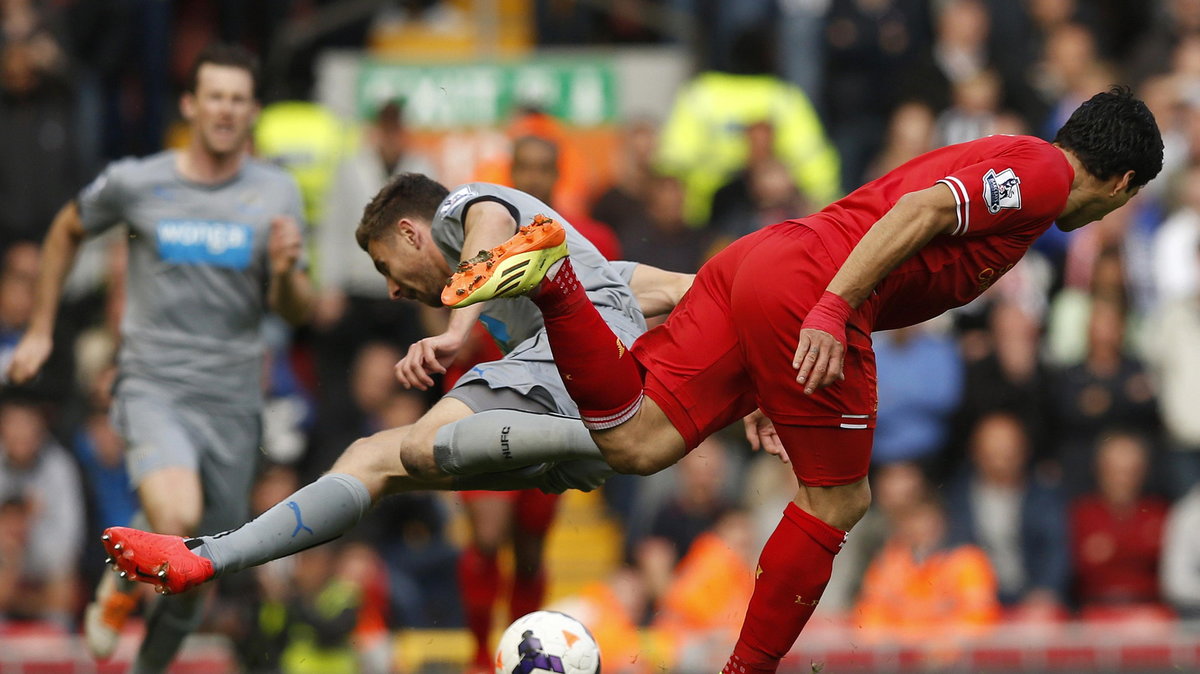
xmin=190 ymin=473 xmax=371 ymax=575
xmin=433 ymin=410 xmax=602 ymax=475
xmin=131 ymin=590 xmax=205 ymax=674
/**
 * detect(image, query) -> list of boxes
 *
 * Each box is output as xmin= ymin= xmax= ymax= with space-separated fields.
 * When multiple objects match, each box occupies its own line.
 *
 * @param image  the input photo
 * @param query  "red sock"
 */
xmin=532 ymin=259 xmax=644 ymax=428
xmin=458 ymin=546 xmax=500 ymax=667
xmin=508 ymin=568 xmax=547 ymax=622
xmin=723 ymin=503 xmax=847 ymax=674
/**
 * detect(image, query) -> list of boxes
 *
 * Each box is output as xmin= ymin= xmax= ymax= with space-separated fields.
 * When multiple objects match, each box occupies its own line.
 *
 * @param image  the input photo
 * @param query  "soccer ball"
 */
xmin=494 ymin=610 xmax=601 ymax=674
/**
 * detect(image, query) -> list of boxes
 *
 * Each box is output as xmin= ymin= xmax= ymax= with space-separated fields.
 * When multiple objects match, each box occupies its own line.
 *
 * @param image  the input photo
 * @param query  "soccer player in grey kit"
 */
xmin=6 ymin=44 xmax=313 ymax=671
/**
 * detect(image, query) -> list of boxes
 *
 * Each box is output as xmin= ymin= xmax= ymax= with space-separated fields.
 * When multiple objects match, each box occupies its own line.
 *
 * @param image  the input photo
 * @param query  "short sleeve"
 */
xmin=431 ymin=183 xmax=526 ymax=255
xmin=77 ymin=160 xmax=135 ymax=235
xmin=442 ymin=183 xmax=521 ymax=224
xmin=935 ymin=145 xmax=1073 ymax=237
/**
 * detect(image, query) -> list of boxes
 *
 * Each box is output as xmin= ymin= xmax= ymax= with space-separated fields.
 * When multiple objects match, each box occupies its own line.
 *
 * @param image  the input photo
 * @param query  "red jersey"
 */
xmin=793 ymin=135 xmax=1074 ymax=331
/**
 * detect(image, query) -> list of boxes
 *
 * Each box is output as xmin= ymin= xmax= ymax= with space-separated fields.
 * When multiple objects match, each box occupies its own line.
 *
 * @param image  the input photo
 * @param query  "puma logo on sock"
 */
xmin=286 ymin=502 xmax=314 ymax=537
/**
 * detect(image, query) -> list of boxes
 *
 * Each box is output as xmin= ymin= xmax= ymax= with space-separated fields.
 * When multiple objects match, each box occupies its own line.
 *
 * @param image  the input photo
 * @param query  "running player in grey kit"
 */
xmin=6 ymin=44 xmax=312 ymax=672
xmin=96 ymin=173 xmax=712 ymax=599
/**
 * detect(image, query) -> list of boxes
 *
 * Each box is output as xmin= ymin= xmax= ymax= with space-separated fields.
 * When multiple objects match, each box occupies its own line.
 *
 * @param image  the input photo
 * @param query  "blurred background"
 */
xmin=1 ymin=0 xmax=1200 ymax=672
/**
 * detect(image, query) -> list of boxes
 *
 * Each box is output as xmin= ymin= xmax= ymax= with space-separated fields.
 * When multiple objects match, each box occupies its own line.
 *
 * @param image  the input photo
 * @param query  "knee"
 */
xmin=148 ymin=509 xmax=202 ymax=538
xmin=841 ymin=482 xmax=872 ymax=527
xmin=830 ymin=481 xmax=872 ymax=531
xmin=797 ymin=479 xmax=872 ymax=532
xmin=399 ymin=431 xmax=440 ymax=481
xmin=145 ymin=495 xmax=203 ymax=536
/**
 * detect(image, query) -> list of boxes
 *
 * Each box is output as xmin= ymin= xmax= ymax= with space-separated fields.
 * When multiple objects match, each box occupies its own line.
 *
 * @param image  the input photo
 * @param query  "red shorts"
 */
xmin=458 ymin=489 xmax=560 ymax=534
xmin=631 ymin=223 xmax=877 ymax=487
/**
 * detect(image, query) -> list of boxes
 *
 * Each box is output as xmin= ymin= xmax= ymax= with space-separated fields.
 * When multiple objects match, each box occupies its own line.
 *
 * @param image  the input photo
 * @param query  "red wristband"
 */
xmin=801 ymin=291 xmax=853 ymax=345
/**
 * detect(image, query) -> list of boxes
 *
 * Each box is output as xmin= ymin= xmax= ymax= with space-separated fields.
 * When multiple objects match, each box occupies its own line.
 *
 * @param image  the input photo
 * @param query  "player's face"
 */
xmin=367 ymin=228 xmax=446 ymax=307
xmin=182 ymin=64 xmax=258 ymax=158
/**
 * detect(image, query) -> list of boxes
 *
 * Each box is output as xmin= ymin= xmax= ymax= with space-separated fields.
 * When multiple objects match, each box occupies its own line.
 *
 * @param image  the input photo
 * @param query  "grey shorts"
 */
xmin=445 ymin=311 xmax=644 ymax=417
xmin=446 ymin=379 xmax=557 ymax=414
xmin=112 ymin=378 xmax=262 ymax=535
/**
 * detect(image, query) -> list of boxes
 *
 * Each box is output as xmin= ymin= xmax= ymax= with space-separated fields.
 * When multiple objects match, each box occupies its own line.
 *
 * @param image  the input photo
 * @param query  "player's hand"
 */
xmin=7 ymin=331 xmax=52 ymax=385
xmin=267 ymin=216 xmax=303 ymax=277
xmin=793 ymin=328 xmax=845 ymax=395
xmin=743 ymin=409 xmax=788 ymax=464
xmin=394 ymin=332 xmax=462 ymax=390
xmin=794 ymin=291 xmax=852 ymax=394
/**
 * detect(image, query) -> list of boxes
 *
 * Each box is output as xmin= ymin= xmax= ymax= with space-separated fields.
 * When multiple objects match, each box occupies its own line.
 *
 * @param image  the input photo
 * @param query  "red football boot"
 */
xmin=101 ymin=527 xmax=214 ymax=595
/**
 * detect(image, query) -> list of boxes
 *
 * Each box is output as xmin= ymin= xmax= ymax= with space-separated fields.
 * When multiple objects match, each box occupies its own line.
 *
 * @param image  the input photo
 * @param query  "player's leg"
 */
xmin=721 ymin=228 xmax=877 ymax=673
xmin=130 ymin=469 xmax=206 ymax=672
xmin=128 ymin=466 xmax=209 ymax=672
xmin=427 ymin=409 xmax=600 ymax=477
xmin=132 ymin=405 xmax=260 ymax=674
xmin=415 ymin=357 xmax=684 ymax=481
xmin=86 ymin=386 xmax=202 ymax=661
xmin=103 ymin=399 xmax=469 ymax=593
xmin=104 ymin=391 xmax=598 ymax=593
xmin=183 ymin=397 xmax=471 ymax=576
xmin=724 ymin=427 xmax=873 ymax=674
xmin=458 ymin=493 xmax=516 ymax=671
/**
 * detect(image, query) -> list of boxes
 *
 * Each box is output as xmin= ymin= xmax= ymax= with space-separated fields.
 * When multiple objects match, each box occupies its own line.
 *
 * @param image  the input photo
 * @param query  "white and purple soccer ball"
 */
xmin=494 ymin=610 xmax=601 ymax=674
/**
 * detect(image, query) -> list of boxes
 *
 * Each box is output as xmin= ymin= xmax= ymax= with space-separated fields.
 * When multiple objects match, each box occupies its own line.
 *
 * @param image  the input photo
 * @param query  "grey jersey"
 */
xmin=77 ymin=151 xmax=305 ymax=410
xmin=431 ymin=183 xmax=644 ymax=351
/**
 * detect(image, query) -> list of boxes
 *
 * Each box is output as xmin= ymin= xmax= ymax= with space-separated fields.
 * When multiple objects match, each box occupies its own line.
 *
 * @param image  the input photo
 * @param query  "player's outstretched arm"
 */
xmin=628 ymin=263 xmax=695 ymax=318
xmin=266 ymin=215 xmax=314 ymax=326
xmin=795 ymin=184 xmax=958 ymax=393
xmin=395 ymin=303 xmax=484 ymax=390
xmin=7 ymin=201 xmax=86 ymax=384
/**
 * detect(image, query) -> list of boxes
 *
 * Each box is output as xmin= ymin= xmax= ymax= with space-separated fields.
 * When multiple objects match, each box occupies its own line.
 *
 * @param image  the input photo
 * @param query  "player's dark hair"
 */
xmin=1053 ymin=86 xmax=1163 ymax=189
xmin=186 ymin=43 xmax=261 ymax=98
xmin=356 ymin=173 xmax=450 ymax=250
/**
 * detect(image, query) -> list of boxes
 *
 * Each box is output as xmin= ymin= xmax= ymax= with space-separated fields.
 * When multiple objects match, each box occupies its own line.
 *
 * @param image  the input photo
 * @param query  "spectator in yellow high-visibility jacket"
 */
xmin=657 ymin=30 xmax=840 ymax=227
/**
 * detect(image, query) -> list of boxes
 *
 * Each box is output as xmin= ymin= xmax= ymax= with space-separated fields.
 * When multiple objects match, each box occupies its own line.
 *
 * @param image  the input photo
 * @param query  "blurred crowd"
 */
xmin=3 ymin=0 xmax=1200 ymax=672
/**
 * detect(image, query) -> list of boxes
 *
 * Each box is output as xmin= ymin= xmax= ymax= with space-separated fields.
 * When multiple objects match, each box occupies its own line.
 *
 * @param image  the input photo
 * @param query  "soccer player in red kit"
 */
xmin=440 ymin=88 xmax=1163 ymax=671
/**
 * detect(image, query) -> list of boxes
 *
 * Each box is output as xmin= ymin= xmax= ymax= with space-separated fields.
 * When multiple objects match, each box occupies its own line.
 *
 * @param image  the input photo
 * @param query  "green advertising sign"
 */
xmin=356 ymin=59 xmax=618 ymax=128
